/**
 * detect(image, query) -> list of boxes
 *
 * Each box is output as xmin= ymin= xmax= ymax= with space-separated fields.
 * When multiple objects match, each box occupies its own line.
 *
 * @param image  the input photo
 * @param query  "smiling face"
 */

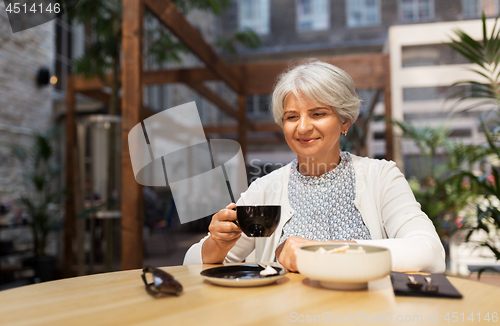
xmin=282 ymin=93 xmax=351 ymax=170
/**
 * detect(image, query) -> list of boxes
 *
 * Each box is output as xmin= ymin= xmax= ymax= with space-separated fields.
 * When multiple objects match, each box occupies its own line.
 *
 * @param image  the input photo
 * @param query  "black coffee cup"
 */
xmin=235 ymin=206 xmax=281 ymax=237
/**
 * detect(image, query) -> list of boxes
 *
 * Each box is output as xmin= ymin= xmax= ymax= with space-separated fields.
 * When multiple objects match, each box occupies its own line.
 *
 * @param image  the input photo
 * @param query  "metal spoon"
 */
xmin=407 ymin=275 xmax=424 ymax=290
xmin=424 ymin=276 xmax=439 ymax=292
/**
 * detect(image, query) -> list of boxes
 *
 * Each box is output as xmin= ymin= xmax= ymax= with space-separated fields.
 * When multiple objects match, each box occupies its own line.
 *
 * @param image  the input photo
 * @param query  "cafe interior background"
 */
xmin=1 ymin=0 xmax=499 ymax=290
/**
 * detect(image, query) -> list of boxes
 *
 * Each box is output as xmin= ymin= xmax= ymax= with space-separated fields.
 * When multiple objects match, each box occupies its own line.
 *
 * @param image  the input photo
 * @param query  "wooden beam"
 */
xmin=73 ymin=75 xmax=109 ymax=91
xmin=383 ymin=56 xmax=394 ymax=161
xmin=241 ymin=54 xmax=388 ymax=94
xmin=144 ymin=67 xmax=216 ymax=85
xmin=74 ymin=54 xmax=389 ymax=94
xmin=253 ymin=123 xmax=282 ymax=133
xmin=185 ymin=82 xmax=238 ymax=120
xmin=248 ymin=137 xmax=287 ymax=145
xmin=78 ymin=89 xmax=155 ymax=122
xmin=238 ymin=94 xmax=247 ymax=160
xmin=73 ymin=69 xmax=218 ymax=90
xmin=64 ymin=76 xmax=76 ymax=277
xmin=203 ymin=122 xmax=281 ymax=134
xmin=140 ymin=106 xmax=156 ymax=121
xmin=203 ymin=124 xmax=237 ymax=134
xmin=121 ymin=0 xmax=144 ymax=270
xmin=143 ymin=0 xmax=242 ymax=93
xmin=273 ymin=131 xmax=285 ymax=142
xmin=201 ymin=137 xmax=286 ymax=145
xmin=185 ymin=81 xmax=256 ymax=131
xmin=142 ymin=54 xmax=389 ymax=93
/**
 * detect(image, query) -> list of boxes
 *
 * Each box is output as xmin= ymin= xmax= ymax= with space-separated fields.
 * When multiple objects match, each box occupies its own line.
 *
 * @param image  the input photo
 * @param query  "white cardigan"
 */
xmin=184 ymin=155 xmax=446 ymax=273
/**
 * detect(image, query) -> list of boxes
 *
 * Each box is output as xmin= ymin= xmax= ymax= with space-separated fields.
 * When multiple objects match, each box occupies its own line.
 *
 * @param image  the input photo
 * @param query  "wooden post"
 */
xmin=121 ymin=0 xmax=144 ymax=270
xmin=384 ymin=85 xmax=393 ymax=161
xmin=238 ymin=94 xmax=247 ymax=161
xmin=383 ymin=56 xmax=394 ymax=162
xmin=64 ymin=76 xmax=76 ymax=277
xmin=76 ymin=122 xmax=86 ymax=275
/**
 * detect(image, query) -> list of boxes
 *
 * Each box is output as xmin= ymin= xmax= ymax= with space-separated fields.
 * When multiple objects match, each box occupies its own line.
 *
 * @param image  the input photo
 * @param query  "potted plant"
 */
xmin=11 ymin=130 xmax=64 ymax=282
xmin=392 ymin=120 xmax=476 ymax=266
xmin=445 ymin=13 xmax=500 ymax=276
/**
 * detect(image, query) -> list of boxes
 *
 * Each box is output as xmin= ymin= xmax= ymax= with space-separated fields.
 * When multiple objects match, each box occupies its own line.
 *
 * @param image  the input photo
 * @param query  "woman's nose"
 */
xmin=297 ymin=116 xmax=313 ymax=133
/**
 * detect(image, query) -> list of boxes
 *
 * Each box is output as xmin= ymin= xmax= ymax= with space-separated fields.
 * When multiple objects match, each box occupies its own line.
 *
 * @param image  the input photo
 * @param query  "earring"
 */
xmin=342 ymin=131 xmax=348 ymax=136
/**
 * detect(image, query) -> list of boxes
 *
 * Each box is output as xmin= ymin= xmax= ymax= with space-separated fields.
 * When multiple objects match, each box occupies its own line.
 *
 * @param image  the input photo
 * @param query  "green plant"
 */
xmin=454 ymin=126 xmax=500 ymax=257
xmin=393 ymin=120 xmax=474 ymax=237
xmin=393 ymin=121 xmax=451 ymax=179
xmin=447 ymin=13 xmax=500 ymax=112
xmin=445 ymin=13 xmax=500 ymax=267
xmin=11 ymin=131 xmax=64 ymax=257
xmin=341 ymin=90 xmax=383 ymax=156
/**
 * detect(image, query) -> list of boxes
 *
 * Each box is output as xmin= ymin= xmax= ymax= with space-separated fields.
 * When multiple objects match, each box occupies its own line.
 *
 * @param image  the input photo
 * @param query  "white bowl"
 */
xmin=296 ymin=243 xmax=392 ymax=290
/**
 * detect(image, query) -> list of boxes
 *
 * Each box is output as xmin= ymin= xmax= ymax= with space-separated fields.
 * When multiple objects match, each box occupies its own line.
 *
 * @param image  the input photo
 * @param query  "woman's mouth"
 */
xmin=298 ymin=138 xmax=319 ymax=145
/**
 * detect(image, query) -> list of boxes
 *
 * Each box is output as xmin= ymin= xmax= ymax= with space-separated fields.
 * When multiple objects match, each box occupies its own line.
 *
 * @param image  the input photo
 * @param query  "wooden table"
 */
xmin=0 ymin=265 xmax=499 ymax=326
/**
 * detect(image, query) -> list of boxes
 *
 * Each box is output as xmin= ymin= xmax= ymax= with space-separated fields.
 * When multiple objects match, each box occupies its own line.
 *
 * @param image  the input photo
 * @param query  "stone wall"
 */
xmin=0 ymin=7 xmax=55 ymax=202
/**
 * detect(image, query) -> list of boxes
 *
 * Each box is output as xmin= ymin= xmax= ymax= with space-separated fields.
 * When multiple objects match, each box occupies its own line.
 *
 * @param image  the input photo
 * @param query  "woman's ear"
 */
xmin=342 ymin=120 xmax=352 ymax=131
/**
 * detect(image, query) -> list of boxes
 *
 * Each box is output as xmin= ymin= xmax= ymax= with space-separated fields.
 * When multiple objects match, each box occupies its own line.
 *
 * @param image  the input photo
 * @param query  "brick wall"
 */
xmin=0 ymin=7 xmax=55 ymax=202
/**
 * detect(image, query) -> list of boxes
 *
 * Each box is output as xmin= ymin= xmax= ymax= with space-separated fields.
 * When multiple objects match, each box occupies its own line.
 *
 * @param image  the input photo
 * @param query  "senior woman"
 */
xmin=184 ymin=60 xmax=445 ymax=273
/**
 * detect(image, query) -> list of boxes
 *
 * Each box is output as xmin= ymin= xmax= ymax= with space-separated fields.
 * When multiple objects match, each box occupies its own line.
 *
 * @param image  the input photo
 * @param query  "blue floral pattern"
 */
xmin=279 ymin=151 xmax=371 ymax=244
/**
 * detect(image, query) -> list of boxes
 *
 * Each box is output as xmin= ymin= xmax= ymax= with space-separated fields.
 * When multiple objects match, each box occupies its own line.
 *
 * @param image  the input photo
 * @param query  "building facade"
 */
xmin=218 ymin=0 xmax=498 ymax=175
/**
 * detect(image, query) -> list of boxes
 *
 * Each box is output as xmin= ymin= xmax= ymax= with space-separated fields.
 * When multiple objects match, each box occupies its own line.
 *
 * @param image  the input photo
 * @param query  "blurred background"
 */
xmin=1 ymin=0 xmax=499 ymax=290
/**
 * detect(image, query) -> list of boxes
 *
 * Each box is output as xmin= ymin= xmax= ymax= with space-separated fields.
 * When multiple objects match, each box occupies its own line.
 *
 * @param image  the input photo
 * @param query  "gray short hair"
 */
xmin=271 ymin=60 xmax=361 ymax=128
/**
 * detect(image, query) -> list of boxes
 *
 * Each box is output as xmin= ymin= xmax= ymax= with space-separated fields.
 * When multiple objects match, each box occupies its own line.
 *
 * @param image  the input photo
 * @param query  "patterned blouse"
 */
xmin=279 ymin=151 xmax=371 ymax=245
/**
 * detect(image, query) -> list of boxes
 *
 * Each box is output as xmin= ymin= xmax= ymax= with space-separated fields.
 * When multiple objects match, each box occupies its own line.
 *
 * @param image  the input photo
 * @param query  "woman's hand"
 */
xmin=209 ymin=203 xmax=241 ymax=247
xmin=202 ymin=203 xmax=242 ymax=263
xmin=275 ymin=236 xmax=318 ymax=272
xmin=275 ymin=236 xmax=356 ymax=272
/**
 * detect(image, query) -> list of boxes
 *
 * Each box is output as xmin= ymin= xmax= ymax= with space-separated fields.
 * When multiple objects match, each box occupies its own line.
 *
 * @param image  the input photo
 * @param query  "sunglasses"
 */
xmin=141 ymin=266 xmax=183 ymax=297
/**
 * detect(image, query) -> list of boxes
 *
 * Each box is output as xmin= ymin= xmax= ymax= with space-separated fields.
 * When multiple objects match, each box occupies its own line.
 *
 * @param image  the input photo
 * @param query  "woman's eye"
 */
xmin=285 ymin=115 xmax=298 ymax=120
xmin=313 ymin=113 xmax=326 ymax=117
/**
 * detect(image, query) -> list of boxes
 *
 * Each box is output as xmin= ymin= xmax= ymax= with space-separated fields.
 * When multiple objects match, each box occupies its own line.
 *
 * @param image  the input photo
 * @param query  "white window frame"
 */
xmin=463 ymin=0 xmax=499 ymax=18
xmin=399 ymin=0 xmax=435 ymax=23
xmin=296 ymin=0 xmax=330 ymax=32
xmin=238 ymin=0 xmax=270 ymax=35
xmin=346 ymin=0 xmax=381 ymax=28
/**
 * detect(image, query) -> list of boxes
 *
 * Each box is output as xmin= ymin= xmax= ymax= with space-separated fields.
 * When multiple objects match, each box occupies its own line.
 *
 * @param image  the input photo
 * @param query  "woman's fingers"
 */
xmin=276 ymin=236 xmax=315 ymax=272
xmin=209 ymin=227 xmax=240 ymax=243
xmin=214 ymin=220 xmax=240 ymax=233
xmin=211 ymin=231 xmax=241 ymax=242
xmin=208 ymin=204 xmax=242 ymax=247
xmin=216 ymin=205 xmax=238 ymax=223
xmin=221 ymin=213 xmax=239 ymax=231
xmin=276 ymin=240 xmax=295 ymax=271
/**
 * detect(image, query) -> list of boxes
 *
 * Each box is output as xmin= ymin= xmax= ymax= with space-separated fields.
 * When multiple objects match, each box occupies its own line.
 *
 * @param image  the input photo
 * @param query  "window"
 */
xmin=347 ymin=0 xmax=381 ymax=27
xmin=296 ymin=0 xmax=330 ymax=32
xmin=463 ymin=0 xmax=499 ymax=18
xmin=238 ymin=0 xmax=270 ymax=35
xmin=399 ymin=0 xmax=434 ymax=23
xmin=246 ymin=94 xmax=271 ymax=117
